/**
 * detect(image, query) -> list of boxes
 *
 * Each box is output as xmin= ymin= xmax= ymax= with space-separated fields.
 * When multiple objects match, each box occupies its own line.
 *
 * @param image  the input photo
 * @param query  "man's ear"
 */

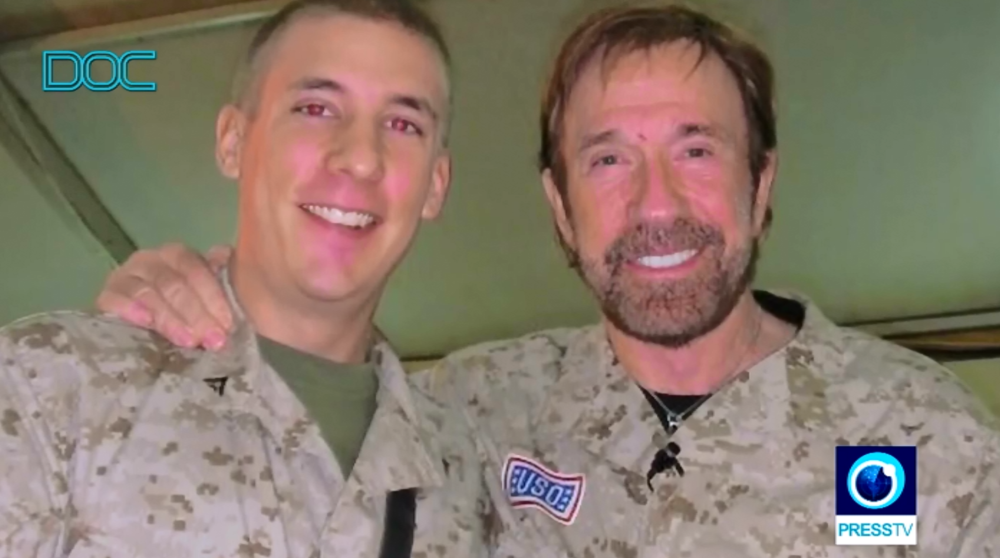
xmin=421 ymin=150 xmax=452 ymax=220
xmin=541 ymin=168 xmax=577 ymax=252
xmin=216 ymin=105 xmax=247 ymax=180
xmin=752 ymin=151 xmax=778 ymax=236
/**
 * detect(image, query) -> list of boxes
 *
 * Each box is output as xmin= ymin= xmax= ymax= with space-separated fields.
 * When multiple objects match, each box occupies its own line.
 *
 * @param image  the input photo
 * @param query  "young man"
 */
xmin=96 ymin=3 xmax=999 ymax=557
xmin=0 ymin=1 xmax=485 ymax=556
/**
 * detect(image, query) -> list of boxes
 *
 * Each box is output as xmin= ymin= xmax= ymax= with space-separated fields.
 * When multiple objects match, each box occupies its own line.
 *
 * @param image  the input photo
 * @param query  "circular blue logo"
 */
xmin=847 ymin=452 xmax=905 ymax=509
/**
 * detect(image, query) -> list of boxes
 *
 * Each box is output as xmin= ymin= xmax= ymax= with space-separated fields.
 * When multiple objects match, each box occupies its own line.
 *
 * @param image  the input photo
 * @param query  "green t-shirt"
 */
xmin=257 ymin=335 xmax=379 ymax=477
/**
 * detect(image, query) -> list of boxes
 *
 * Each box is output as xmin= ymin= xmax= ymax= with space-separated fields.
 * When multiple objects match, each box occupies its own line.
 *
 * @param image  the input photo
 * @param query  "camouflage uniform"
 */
xmin=420 ymin=291 xmax=1000 ymax=557
xmin=0 ymin=272 xmax=484 ymax=557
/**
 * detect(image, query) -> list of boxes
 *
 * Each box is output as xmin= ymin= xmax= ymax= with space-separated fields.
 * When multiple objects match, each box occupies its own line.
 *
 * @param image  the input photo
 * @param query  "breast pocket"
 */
xmin=64 ymin=532 xmax=145 ymax=558
xmin=69 ymin=425 xmax=271 ymax=557
xmin=64 ymin=521 xmax=266 ymax=558
xmin=492 ymin=532 xmax=568 ymax=558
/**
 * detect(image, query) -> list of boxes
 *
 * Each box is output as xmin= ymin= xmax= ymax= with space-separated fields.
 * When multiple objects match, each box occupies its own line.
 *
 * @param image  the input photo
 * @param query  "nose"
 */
xmin=630 ymin=152 xmax=690 ymax=222
xmin=328 ymin=119 xmax=385 ymax=183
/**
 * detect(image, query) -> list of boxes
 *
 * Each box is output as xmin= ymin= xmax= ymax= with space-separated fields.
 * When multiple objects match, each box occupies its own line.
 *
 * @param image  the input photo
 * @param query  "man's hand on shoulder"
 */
xmin=95 ymin=243 xmax=235 ymax=351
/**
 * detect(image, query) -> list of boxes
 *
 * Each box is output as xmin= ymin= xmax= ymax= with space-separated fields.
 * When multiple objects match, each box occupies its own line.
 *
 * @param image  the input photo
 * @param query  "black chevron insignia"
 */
xmin=204 ymin=377 xmax=228 ymax=396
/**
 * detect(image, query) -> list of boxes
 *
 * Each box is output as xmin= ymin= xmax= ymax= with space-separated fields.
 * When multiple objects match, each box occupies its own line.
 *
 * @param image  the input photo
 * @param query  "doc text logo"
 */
xmin=42 ymin=50 xmax=157 ymax=92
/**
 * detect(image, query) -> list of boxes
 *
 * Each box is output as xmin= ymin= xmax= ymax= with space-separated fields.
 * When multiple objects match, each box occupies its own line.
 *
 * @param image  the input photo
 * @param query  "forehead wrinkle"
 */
xmin=571 ymin=58 xmax=744 ymax=154
xmin=594 ymin=40 xmax=706 ymax=95
xmin=577 ymin=111 xmax=734 ymax=152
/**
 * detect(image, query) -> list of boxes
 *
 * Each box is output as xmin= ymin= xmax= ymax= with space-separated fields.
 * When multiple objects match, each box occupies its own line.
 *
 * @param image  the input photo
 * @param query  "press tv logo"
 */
xmin=835 ymin=446 xmax=917 ymax=545
xmin=42 ymin=50 xmax=157 ymax=92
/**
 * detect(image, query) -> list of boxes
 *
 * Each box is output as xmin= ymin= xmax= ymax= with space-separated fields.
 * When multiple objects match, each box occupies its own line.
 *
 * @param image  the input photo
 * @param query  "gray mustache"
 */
xmin=604 ymin=218 xmax=724 ymax=268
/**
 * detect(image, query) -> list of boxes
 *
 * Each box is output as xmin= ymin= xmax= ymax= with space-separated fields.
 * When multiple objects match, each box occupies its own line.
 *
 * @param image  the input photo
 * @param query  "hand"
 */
xmin=95 ymin=243 xmax=235 ymax=350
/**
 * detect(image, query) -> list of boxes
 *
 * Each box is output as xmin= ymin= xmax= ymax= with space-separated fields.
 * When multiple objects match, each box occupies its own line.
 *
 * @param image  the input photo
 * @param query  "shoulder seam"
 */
xmin=0 ymin=310 xmax=135 ymax=335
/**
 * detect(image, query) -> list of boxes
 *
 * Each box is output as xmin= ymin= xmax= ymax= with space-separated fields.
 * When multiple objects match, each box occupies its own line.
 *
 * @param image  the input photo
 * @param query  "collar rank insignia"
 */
xmin=502 ymin=453 xmax=585 ymax=526
xmin=204 ymin=377 xmax=228 ymax=396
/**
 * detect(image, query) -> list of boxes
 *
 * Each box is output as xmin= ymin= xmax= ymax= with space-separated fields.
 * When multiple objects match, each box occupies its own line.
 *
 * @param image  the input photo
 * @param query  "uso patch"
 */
xmin=502 ymin=453 xmax=585 ymax=525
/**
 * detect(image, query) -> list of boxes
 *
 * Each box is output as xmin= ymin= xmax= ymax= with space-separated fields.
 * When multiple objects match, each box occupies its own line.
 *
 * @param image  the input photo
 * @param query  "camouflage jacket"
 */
xmin=418 ymin=291 xmax=1000 ymax=557
xmin=0 ymin=277 xmax=484 ymax=557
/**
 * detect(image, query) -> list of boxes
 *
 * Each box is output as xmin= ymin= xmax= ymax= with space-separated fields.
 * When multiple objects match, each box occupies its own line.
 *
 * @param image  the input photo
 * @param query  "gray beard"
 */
xmin=575 ymin=219 xmax=758 ymax=348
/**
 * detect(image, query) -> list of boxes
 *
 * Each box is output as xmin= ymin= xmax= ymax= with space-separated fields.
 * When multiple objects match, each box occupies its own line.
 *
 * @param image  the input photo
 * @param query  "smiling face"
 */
xmin=217 ymin=12 xmax=451 ymax=309
xmin=543 ymin=42 xmax=775 ymax=347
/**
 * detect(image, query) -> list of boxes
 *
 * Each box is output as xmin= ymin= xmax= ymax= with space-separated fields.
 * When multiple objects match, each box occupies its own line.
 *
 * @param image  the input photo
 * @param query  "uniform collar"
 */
xmin=547 ymin=290 xmax=850 ymax=471
xmin=176 ymin=267 xmax=260 ymax=411
xmin=540 ymin=325 xmax=667 ymax=471
xmin=353 ymin=342 xmax=446 ymax=492
xmin=186 ymin=266 xmax=444 ymax=492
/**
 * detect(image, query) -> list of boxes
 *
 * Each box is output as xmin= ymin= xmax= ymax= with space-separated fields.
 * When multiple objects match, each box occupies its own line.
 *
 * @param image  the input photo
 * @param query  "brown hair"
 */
xmin=539 ymin=3 xmax=776 ymax=220
xmin=231 ymin=0 xmax=451 ymax=136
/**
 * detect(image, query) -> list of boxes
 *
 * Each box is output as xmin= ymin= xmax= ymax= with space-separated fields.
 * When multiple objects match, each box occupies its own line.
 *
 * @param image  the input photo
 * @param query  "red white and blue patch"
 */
xmin=502 ymin=453 xmax=585 ymax=526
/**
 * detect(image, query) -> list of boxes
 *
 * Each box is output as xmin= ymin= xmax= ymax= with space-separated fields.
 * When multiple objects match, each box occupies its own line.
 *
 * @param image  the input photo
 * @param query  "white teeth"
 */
xmin=636 ymin=249 xmax=698 ymax=269
xmin=303 ymin=205 xmax=375 ymax=228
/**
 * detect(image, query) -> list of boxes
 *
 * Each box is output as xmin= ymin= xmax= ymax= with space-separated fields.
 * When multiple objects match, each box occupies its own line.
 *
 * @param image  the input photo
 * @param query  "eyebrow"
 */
xmin=578 ymin=122 xmax=732 ymax=154
xmin=577 ymin=129 xmax=623 ymax=154
xmin=673 ymin=122 xmax=732 ymax=144
xmin=290 ymin=76 xmax=439 ymax=122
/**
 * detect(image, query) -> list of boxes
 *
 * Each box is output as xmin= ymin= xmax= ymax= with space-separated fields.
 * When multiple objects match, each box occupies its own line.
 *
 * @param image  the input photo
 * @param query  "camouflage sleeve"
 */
xmin=954 ymin=431 xmax=1000 ymax=556
xmin=0 ymin=321 xmax=76 ymax=556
